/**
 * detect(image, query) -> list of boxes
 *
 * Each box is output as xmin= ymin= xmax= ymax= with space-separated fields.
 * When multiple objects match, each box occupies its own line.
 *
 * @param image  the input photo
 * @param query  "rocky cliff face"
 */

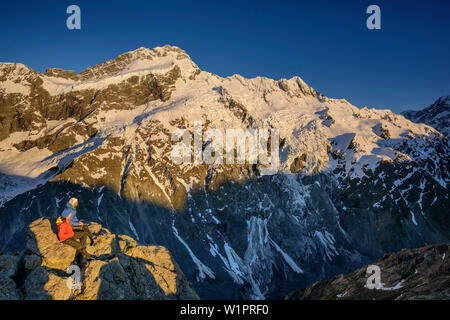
xmin=402 ymin=95 xmax=450 ymax=137
xmin=286 ymin=243 xmax=449 ymax=300
xmin=0 ymin=45 xmax=448 ymax=299
xmin=0 ymin=218 xmax=199 ymax=300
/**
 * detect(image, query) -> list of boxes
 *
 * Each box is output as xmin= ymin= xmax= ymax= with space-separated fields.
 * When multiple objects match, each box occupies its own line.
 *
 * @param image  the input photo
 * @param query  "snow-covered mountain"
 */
xmin=0 ymin=45 xmax=448 ymax=299
xmin=402 ymin=95 xmax=450 ymax=137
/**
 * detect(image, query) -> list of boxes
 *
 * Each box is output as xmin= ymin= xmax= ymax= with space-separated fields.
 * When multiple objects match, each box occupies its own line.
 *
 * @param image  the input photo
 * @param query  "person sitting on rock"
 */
xmin=57 ymin=209 xmax=94 ymax=264
xmin=61 ymin=197 xmax=96 ymax=244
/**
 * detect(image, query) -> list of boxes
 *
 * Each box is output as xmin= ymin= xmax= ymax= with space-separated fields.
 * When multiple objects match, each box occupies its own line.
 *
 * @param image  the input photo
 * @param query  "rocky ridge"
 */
xmin=402 ymin=95 xmax=449 ymax=137
xmin=0 ymin=218 xmax=199 ymax=300
xmin=286 ymin=243 xmax=449 ymax=300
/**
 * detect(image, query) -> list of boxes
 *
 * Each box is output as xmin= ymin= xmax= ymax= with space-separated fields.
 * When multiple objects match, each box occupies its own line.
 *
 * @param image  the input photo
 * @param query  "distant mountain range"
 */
xmin=0 ymin=45 xmax=448 ymax=299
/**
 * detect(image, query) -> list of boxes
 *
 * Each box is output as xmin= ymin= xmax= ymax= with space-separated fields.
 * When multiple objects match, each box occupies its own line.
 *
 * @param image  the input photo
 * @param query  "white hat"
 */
xmin=69 ymin=197 xmax=78 ymax=207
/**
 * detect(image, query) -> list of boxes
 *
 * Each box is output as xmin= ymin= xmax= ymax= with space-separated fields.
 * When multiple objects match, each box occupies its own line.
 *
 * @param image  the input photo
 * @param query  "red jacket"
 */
xmin=57 ymin=217 xmax=74 ymax=242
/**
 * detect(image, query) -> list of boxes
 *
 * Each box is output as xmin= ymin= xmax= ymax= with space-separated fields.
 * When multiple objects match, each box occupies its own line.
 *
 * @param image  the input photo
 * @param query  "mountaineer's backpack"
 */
xmin=56 ymin=216 xmax=74 ymax=242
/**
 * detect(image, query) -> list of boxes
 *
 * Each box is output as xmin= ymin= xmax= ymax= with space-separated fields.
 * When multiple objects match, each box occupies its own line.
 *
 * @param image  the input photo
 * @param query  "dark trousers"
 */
xmin=63 ymin=231 xmax=90 ymax=262
xmin=72 ymin=224 xmax=93 ymax=238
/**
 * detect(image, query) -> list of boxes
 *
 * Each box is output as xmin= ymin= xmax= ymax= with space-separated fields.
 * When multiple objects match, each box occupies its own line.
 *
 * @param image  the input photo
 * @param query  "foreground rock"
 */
xmin=0 ymin=218 xmax=199 ymax=300
xmin=286 ymin=244 xmax=449 ymax=300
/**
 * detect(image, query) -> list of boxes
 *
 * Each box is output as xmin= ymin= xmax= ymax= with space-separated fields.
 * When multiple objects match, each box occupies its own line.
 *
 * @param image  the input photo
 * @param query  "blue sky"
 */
xmin=0 ymin=0 xmax=449 ymax=112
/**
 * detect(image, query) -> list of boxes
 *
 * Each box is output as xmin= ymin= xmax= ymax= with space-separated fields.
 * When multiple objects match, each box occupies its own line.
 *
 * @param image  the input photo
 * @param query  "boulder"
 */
xmin=86 ymin=232 xmax=117 ymax=258
xmin=0 ymin=253 xmax=20 ymax=277
xmin=0 ymin=276 xmax=21 ymax=300
xmin=125 ymin=245 xmax=197 ymax=298
xmin=0 ymin=254 xmax=22 ymax=300
xmin=290 ymin=153 xmax=307 ymax=173
xmin=27 ymin=218 xmax=76 ymax=271
xmin=23 ymin=267 xmax=71 ymax=300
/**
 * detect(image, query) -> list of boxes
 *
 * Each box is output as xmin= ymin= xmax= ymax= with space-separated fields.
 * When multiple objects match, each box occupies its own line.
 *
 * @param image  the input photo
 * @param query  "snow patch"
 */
xmin=172 ymin=224 xmax=215 ymax=281
xmin=128 ymin=218 xmax=140 ymax=241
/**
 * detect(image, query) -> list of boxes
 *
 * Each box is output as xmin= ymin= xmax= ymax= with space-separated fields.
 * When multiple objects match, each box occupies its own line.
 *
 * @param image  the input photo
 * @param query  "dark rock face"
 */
xmin=3 ymin=66 xmax=181 ymax=154
xmin=0 ymin=169 xmax=447 ymax=299
xmin=333 ymin=161 xmax=450 ymax=259
xmin=290 ymin=154 xmax=307 ymax=173
xmin=286 ymin=244 xmax=450 ymax=300
xmin=0 ymin=218 xmax=199 ymax=300
xmin=402 ymin=95 xmax=450 ymax=137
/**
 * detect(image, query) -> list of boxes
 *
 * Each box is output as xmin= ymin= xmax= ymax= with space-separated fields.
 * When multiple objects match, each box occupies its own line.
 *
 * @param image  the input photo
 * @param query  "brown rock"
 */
xmin=125 ymin=245 xmax=198 ymax=299
xmin=89 ymin=222 xmax=102 ymax=234
xmin=117 ymin=234 xmax=138 ymax=252
xmin=86 ymin=233 xmax=117 ymax=258
xmin=27 ymin=218 xmax=76 ymax=271
xmin=23 ymin=266 xmax=72 ymax=300
xmin=290 ymin=154 xmax=307 ymax=173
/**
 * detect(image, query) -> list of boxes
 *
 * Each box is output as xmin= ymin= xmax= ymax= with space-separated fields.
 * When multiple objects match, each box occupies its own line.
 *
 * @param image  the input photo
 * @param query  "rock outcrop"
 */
xmin=0 ymin=218 xmax=199 ymax=300
xmin=286 ymin=244 xmax=450 ymax=300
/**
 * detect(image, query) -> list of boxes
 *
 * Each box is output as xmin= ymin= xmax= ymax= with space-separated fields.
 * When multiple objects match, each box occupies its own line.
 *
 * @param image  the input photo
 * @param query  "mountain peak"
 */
xmin=128 ymin=44 xmax=190 ymax=57
xmin=41 ymin=45 xmax=199 ymax=83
